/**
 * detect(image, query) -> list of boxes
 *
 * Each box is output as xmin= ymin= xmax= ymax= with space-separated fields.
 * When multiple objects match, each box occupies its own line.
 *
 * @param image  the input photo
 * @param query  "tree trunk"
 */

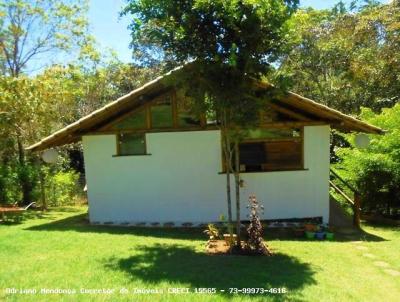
xmin=16 ymin=135 xmax=31 ymax=205
xmin=234 ymin=139 xmax=241 ymax=247
xmin=39 ymin=173 xmax=47 ymax=210
xmin=222 ymin=130 xmax=233 ymax=224
xmin=37 ymin=159 xmax=47 ymax=211
xmin=221 ymin=109 xmax=233 ymax=225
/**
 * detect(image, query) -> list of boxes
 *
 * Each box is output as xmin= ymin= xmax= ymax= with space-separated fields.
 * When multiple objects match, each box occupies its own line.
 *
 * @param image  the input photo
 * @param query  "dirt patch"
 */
xmin=205 ymin=240 xmax=273 ymax=256
xmin=205 ymin=240 xmax=231 ymax=255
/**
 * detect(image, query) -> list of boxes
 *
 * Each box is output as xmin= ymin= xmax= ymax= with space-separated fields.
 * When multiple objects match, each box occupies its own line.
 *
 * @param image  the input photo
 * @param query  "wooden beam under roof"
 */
xmin=268 ymin=102 xmax=312 ymax=121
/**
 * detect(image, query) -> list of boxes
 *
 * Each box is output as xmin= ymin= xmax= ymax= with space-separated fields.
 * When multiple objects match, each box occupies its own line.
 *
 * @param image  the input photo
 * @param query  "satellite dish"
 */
xmin=42 ymin=149 xmax=58 ymax=164
xmin=355 ymin=133 xmax=370 ymax=149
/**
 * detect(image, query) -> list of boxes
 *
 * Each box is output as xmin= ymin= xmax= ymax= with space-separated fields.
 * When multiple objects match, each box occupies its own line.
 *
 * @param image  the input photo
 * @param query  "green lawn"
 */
xmin=1 ymin=207 xmax=399 ymax=302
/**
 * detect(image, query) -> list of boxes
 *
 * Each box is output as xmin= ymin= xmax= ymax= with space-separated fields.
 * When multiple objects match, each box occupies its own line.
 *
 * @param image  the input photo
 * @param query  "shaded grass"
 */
xmin=106 ymin=244 xmax=315 ymax=291
xmin=0 ymin=207 xmax=399 ymax=302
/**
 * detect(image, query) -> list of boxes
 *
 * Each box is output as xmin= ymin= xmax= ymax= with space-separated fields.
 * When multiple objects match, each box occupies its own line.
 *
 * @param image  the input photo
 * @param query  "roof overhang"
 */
xmin=27 ymin=67 xmax=384 ymax=152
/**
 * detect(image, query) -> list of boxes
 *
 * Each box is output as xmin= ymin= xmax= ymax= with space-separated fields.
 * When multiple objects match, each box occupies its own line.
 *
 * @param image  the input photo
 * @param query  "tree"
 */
xmin=0 ymin=0 xmax=91 ymax=204
xmin=335 ymin=104 xmax=400 ymax=216
xmin=0 ymin=0 xmax=91 ymax=76
xmin=0 ymin=59 xmax=160 ymax=205
xmin=0 ymin=75 xmax=54 ymax=204
xmin=276 ymin=0 xmax=400 ymax=114
xmin=123 ymin=0 xmax=299 ymax=247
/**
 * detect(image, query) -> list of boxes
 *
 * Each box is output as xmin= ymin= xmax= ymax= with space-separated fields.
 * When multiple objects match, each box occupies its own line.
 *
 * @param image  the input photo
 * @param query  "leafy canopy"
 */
xmin=0 ymin=58 xmax=159 ymax=204
xmin=123 ymin=0 xmax=299 ymax=233
xmin=123 ymin=0 xmax=298 ymax=126
xmin=276 ymin=1 xmax=400 ymax=113
xmin=0 ymin=0 xmax=92 ymax=76
xmin=335 ymin=104 xmax=400 ymax=213
xmin=124 ymin=0 xmax=298 ymax=71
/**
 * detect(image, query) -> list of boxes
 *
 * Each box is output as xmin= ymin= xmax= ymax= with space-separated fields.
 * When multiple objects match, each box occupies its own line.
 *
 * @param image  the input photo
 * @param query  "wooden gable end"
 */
xmin=95 ymin=89 xmax=206 ymax=134
xmin=90 ymin=88 xmax=330 ymax=135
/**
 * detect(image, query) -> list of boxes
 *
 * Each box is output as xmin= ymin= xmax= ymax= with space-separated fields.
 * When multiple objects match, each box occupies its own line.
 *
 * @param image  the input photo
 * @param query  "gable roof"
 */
xmin=27 ymin=67 xmax=383 ymax=152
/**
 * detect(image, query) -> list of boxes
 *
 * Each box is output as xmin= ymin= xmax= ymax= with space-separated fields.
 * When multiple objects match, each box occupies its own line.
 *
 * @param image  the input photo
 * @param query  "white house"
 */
xmin=28 ymin=67 xmax=382 ymax=226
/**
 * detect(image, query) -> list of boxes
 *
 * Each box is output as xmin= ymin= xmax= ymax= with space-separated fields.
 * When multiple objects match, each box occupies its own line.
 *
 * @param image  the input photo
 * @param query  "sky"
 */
xmin=88 ymin=0 xmax=389 ymax=63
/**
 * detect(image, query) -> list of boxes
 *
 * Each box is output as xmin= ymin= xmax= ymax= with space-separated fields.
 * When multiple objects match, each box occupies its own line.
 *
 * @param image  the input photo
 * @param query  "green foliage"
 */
xmin=0 ymin=160 xmax=38 ymax=204
xmin=0 ymin=0 xmax=91 ymax=76
xmin=0 ymin=162 xmax=82 ymax=206
xmin=276 ymin=1 xmax=400 ymax=113
xmin=335 ymin=104 xmax=400 ymax=215
xmin=123 ymin=0 xmax=299 ymax=239
xmin=203 ymin=223 xmax=220 ymax=240
xmin=44 ymin=171 xmax=81 ymax=206
xmin=122 ymin=0 xmax=299 ymax=120
xmin=0 ymin=163 xmax=19 ymax=203
xmin=123 ymin=0 xmax=298 ymax=67
xmin=0 ymin=0 xmax=93 ymax=205
xmin=0 ymin=59 xmax=159 ymax=206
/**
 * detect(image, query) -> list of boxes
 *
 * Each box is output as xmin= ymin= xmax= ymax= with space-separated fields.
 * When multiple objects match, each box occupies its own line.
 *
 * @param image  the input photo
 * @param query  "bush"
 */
xmin=335 ymin=104 xmax=400 ymax=216
xmin=0 ymin=151 xmax=84 ymax=207
xmin=45 ymin=171 xmax=81 ymax=206
xmin=245 ymin=195 xmax=272 ymax=256
xmin=0 ymin=162 xmax=34 ymax=205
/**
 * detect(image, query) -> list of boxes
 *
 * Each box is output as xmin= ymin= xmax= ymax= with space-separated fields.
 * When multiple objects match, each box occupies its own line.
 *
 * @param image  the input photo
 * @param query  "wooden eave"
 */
xmin=26 ymin=66 xmax=183 ymax=152
xmin=27 ymin=68 xmax=384 ymax=152
xmin=254 ymin=81 xmax=384 ymax=135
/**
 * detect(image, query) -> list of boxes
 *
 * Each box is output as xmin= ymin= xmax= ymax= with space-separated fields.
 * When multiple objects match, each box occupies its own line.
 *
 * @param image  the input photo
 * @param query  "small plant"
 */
xmin=245 ymin=195 xmax=272 ymax=256
xmin=203 ymin=223 xmax=220 ymax=241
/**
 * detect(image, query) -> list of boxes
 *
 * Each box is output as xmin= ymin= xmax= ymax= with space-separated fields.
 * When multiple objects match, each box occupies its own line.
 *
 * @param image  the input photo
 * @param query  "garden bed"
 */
xmin=205 ymin=240 xmax=231 ymax=255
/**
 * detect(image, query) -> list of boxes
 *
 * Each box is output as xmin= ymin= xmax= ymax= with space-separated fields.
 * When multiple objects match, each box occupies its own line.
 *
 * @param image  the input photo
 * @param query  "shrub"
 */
xmin=45 ymin=171 xmax=81 ymax=206
xmin=245 ymin=195 xmax=272 ymax=256
xmin=0 ymin=161 xmax=36 ymax=205
xmin=203 ymin=224 xmax=220 ymax=241
xmin=335 ymin=104 xmax=400 ymax=216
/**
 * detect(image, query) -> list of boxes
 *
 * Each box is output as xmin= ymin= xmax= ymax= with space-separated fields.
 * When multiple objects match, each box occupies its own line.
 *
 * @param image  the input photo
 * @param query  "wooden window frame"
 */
xmin=149 ymin=93 xmax=175 ymax=129
xmin=113 ymin=132 xmax=151 ymax=157
xmin=99 ymin=90 xmax=207 ymax=133
xmin=221 ymin=128 xmax=305 ymax=173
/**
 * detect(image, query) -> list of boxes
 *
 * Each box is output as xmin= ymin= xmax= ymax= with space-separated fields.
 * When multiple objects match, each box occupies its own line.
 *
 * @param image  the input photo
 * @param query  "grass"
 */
xmin=1 ymin=207 xmax=399 ymax=302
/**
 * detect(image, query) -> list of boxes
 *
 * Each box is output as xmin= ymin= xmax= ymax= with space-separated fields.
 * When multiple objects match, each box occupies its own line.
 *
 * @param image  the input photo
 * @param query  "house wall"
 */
xmin=82 ymin=125 xmax=330 ymax=224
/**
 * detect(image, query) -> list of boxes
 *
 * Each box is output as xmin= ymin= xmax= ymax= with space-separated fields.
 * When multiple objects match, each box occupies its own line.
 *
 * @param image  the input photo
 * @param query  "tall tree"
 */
xmin=123 ymin=0 xmax=298 ymax=247
xmin=0 ymin=59 xmax=160 ymax=205
xmin=0 ymin=0 xmax=90 ymax=76
xmin=276 ymin=0 xmax=400 ymax=114
xmin=0 ymin=0 xmax=91 ymax=204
